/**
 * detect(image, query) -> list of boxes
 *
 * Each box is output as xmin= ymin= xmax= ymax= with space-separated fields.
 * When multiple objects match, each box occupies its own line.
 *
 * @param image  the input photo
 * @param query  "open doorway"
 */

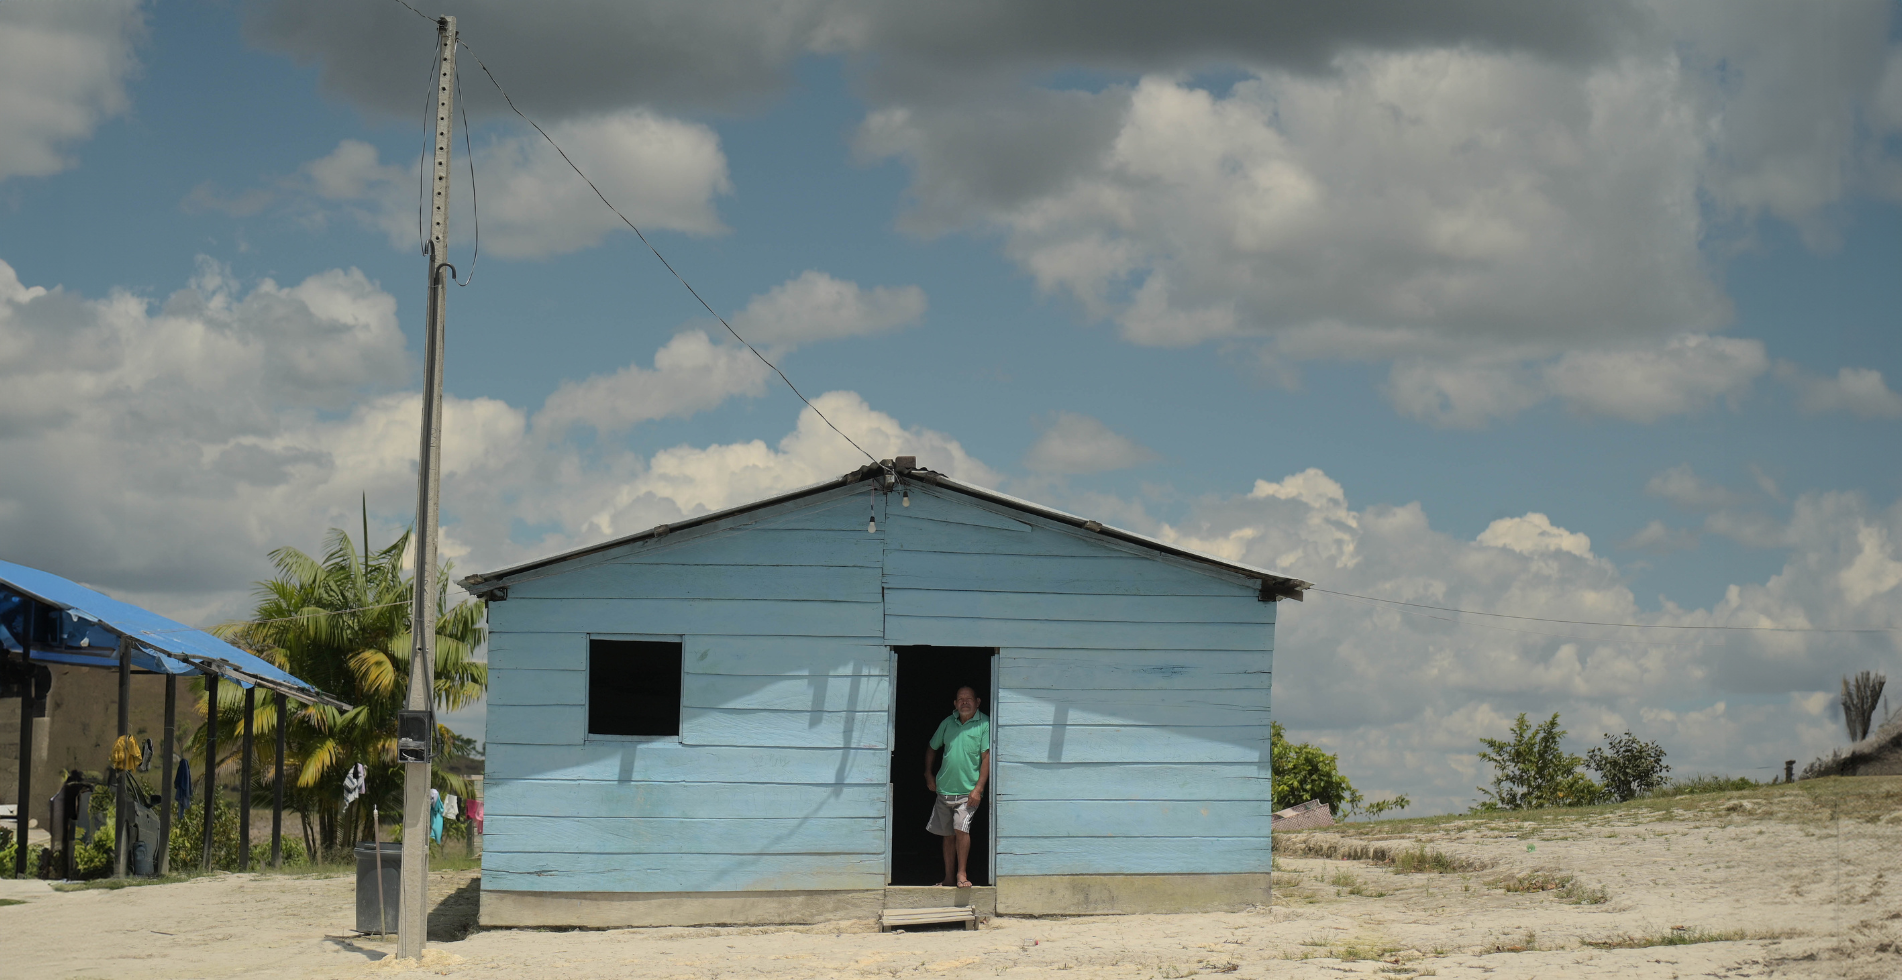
xmin=889 ymin=646 xmax=997 ymax=886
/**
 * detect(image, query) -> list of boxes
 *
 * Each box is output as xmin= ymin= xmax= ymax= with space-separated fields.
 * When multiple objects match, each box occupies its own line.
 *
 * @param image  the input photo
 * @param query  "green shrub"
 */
xmin=1646 ymin=774 xmax=1759 ymax=798
xmin=1586 ymin=732 xmax=1670 ymax=802
xmin=1474 ymin=713 xmax=1606 ymax=810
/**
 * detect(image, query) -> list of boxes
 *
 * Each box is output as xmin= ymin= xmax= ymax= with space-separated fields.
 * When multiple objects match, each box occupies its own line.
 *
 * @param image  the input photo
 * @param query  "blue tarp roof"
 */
xmin=0 ymin=559 xmax=347 ymax=708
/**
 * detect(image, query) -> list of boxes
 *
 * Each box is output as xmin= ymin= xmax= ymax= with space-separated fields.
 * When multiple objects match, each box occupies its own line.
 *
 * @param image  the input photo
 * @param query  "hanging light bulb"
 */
xmin=901 ymin=489 xmax=910 ymax=507
xmin=868 ymin=488 xmax=877 ymax=533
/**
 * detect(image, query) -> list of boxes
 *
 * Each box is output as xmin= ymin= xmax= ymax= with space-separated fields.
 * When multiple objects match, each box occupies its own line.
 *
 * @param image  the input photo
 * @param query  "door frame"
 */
xmin=885 ymin=646 xmax=1000 ymax=886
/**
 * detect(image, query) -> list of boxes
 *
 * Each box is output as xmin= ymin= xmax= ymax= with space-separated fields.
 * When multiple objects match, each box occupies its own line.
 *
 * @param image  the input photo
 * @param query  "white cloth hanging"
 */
xmin=443 ymin=794 xmax=459 ymax=821
xmin=342 ymin=763 xmax=368 ymax=807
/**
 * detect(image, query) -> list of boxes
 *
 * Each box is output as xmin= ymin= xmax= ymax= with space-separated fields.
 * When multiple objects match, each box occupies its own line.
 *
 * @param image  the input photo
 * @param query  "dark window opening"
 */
xmin=589 ymin=639 xmax=682 ymax=737
xmin=890 ymin=646 xmax=997 ymax=886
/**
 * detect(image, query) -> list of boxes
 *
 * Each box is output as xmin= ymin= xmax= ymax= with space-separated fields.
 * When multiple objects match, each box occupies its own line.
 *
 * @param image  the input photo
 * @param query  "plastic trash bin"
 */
xmin=354 ymin=843 xmax=402 ymax=935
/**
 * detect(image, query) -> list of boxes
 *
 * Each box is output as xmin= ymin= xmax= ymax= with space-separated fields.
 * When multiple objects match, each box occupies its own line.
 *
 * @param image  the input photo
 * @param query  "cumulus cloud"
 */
xmin=532 ymin=330 xmax=771 ymax=437
xmin=1776 ymin=362 xmax=1902 ymax=419
xmin=1543 ymin=334 xmax=1768 ymax=422
xmin=0 ymin=257 xmax=970 ymax=622
xmin=1387 ymin=334 xmax=1768 ymax=428
xmin=1124 ymin=467 xmax=1902 ymax=812
xmin=0 ymin=1 xmax=144 ymax=183
xmin=190 ymin=113 xmax=731 ymax=259
xmin=243 ymin=0 xmax=1642 ymax=119
xmin=728 ymin=270 xmax=927 ymax=351
xmin=1022 ymin=412 xmax=1157 ymax=474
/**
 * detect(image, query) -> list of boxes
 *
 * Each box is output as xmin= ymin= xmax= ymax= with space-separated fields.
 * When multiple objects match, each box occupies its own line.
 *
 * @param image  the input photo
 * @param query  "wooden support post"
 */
xmin=239 ymin=686 xmax=254 ymax=871
xmin=272 ymin=690 xmax=285 ymax=869
xmin=114 ymin=640 xmax=130 ymax=878
xmin=11 ymin=600 xmax=31 ymax=880
xmin=159 ymin=674 xmax=175 ymax=876
xmin=201 ymin=674 xmax=219 ymax=871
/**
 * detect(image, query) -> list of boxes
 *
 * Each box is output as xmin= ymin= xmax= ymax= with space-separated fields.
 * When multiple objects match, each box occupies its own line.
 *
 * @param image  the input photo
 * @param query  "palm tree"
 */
xmin=210 ymin=526 xmax=485 ymax=859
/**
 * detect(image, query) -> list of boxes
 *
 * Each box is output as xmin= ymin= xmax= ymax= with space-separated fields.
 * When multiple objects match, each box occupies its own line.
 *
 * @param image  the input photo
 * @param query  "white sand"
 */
xmin=4 ymin=779 xmax=1896 ymax=980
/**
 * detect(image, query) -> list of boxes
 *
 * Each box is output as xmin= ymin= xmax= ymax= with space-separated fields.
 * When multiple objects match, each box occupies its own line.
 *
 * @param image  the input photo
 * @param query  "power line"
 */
xmin=457 ymin=42 xmax=878 ymax=464
xmin=383 ymin=2 xmax=877 ymax=464
xmin=1310 ymin=587 xmax=1896 ymax=635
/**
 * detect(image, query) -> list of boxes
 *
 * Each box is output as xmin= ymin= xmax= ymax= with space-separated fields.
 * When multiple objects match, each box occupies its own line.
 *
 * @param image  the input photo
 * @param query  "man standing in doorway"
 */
xmin=925 ymin=685 xmax=990 ymax=887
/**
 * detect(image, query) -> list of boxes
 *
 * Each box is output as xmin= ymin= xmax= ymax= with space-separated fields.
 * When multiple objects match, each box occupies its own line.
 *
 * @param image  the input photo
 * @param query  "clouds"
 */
xmin=532 ymin=330 xmax=771 ymax=437
xmin=729 ymin=270 xmax=927 ymax=351
xmin=1022 ymin=412 xmax=1157 ymax=474
xmin=1776 ymin=363 xmax=1902 ymax=419
xmin=242 ymin=0 xmax=1643 ymax=120
xmin=189 ymin=111 xmax=732 ymax=259
xmin=0 ymin=258 xmax=940 ymax=618
xmin=1386 ymin=333 xmax=1770 ymax=428
xmin=1130 ymin=466 xmax=1902 ymax=811
xmin=208 ymin=2 xmax=1902 ymax=432
xmin=0 ymin=1 xmax=144 ymax=183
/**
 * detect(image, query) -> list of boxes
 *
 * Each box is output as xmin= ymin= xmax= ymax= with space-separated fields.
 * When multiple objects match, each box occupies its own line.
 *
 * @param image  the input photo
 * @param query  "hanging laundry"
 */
xmin=111 ymin=735 xmax=142 ymax=771
xmin=138 ymin=737 xmax=154 ymax=772
xmin=174 ymin=758 xmax=192 ymax=818
xmin=464 ymin=798 xmax=483 ymax=835
xmin=343 ymin=763 xmax=368 ymax=808
xmin=442 ymin=794 xmax=458 ymax=821
xmin=429 ymin=789 xmax=444 ymax=842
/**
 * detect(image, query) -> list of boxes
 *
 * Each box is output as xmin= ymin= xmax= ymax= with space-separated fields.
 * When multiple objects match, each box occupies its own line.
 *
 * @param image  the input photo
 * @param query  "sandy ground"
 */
xmin=3 ymin=777 xmax=1897 ymax=980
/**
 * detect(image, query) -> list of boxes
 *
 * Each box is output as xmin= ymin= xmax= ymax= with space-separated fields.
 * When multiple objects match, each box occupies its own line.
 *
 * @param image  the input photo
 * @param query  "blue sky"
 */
xmin=3 ymin=1 xmax=1899 ymax=813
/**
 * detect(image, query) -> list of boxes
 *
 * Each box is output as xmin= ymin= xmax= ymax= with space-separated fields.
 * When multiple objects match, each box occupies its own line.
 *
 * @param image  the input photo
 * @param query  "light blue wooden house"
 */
xmin=459 ymin=458 xmax=1308 ymax=927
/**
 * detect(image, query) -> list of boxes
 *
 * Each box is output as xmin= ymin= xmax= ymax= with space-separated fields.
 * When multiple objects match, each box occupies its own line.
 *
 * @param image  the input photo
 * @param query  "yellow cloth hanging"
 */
xmin=111 ymin=734 xmax=142 ymax=771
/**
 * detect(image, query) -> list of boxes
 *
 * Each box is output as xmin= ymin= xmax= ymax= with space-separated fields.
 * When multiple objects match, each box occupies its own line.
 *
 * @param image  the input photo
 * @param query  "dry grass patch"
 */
xmin=1584 ymin=926 xmax=1748 ymax=948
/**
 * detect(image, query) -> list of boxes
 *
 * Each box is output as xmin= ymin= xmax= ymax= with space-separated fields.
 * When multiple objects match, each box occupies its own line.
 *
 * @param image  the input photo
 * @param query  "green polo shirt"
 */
xmin=929 ymin=710 xmax=990 ymax=795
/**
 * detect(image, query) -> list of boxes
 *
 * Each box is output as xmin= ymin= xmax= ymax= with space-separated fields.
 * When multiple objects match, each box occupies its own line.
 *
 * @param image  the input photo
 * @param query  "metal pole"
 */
xmin=159 ymin=674 xmax=175 ymax=876
xmin=12 ymin=601 xmax=32 ymax=879
xmin=272 ymin=691 xmax=285 ymax=869
xmin=400 ymin=15 xmax=456 ymax=960
xmin=239 ymin=686 xmax=254 ymax=871
xmin=374 ymin=804 xmax=389 ymax=935
xmin=114 ymin=640 xmax=130 ymax=878
xmin=201 ymin=674 xmax=219 ymax=871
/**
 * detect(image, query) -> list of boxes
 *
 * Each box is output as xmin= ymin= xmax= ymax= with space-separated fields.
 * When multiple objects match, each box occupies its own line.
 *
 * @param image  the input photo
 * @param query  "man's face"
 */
xmin=953 ymin=688 xmax=979 ymax=719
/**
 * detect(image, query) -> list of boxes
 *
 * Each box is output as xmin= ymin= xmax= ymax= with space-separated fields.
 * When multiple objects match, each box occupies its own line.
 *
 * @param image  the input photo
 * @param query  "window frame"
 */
xmin=584 ymin=632 xmax=685 ymax=743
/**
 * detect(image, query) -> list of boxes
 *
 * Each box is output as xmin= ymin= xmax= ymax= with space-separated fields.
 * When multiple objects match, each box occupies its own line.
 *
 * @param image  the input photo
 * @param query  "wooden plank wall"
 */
xmin=884 ymin=487 xmax=1275 ymax=878
xmin=482 ymin=491 xmax=894 ymax=893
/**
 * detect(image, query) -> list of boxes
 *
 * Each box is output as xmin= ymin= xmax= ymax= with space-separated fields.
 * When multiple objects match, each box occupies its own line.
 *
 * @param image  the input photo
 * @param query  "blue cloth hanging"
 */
xmin=429 ymin=789 xmax=444 ymax=842
xmin=173 ymin=758 xmax=192 ymax=818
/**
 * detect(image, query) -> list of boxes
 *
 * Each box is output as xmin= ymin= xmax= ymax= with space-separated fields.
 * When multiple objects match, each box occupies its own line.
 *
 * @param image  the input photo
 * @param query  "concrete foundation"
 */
xmin=482 ymin=875 xmax=1265 ymax=927
xmin=997 ymin=873 xmax=1271 ymax=916
xmin=479 ymin=887 xmax=885 ymax=928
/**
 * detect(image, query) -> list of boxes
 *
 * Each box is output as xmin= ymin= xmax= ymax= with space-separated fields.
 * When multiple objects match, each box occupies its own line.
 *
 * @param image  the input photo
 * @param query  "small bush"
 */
xmin=1392 ymin=846 xmax=1486 ymax=874
xmin=1496 ymin=870 xmax=1574 ymax=893
xmin=1558 ymin=880 xmax=1610 ymax=905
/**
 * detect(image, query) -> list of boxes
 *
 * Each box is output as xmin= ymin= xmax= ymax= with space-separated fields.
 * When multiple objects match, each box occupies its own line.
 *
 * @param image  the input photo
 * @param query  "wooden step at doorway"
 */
xmin=884 ymin=885 xmax=996 ymax=918
xmin=880 ymin=906 xmax=977 ymax=931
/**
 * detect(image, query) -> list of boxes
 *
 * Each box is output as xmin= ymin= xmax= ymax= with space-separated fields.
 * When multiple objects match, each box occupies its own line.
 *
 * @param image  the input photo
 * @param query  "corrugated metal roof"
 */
xmin=460 ymin=464 xmax=1310 ymax=600
xmin=0 ymin=559 xmax=348 ymax=708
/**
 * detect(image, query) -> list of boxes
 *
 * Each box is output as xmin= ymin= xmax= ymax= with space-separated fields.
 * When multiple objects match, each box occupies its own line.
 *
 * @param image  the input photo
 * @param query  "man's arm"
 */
xmin=924 ymin=747 xmax=939 ymax=793
xmin=969 ymin=749 xmax=991 ymax=806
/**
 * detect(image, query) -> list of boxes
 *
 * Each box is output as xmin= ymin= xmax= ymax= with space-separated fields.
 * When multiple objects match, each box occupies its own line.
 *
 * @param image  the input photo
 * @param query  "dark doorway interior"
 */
xmin=890 ymin=646 xmax=997 ymax=886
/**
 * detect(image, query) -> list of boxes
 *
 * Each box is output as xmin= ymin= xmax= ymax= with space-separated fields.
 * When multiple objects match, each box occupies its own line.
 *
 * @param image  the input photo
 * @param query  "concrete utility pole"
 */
xmin=399 ymin=13 xmax=456 ymax=961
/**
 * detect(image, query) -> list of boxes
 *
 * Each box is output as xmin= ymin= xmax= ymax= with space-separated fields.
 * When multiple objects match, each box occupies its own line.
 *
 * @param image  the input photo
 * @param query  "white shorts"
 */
xmin=927 ymin=793 xmax=976 ymax=835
